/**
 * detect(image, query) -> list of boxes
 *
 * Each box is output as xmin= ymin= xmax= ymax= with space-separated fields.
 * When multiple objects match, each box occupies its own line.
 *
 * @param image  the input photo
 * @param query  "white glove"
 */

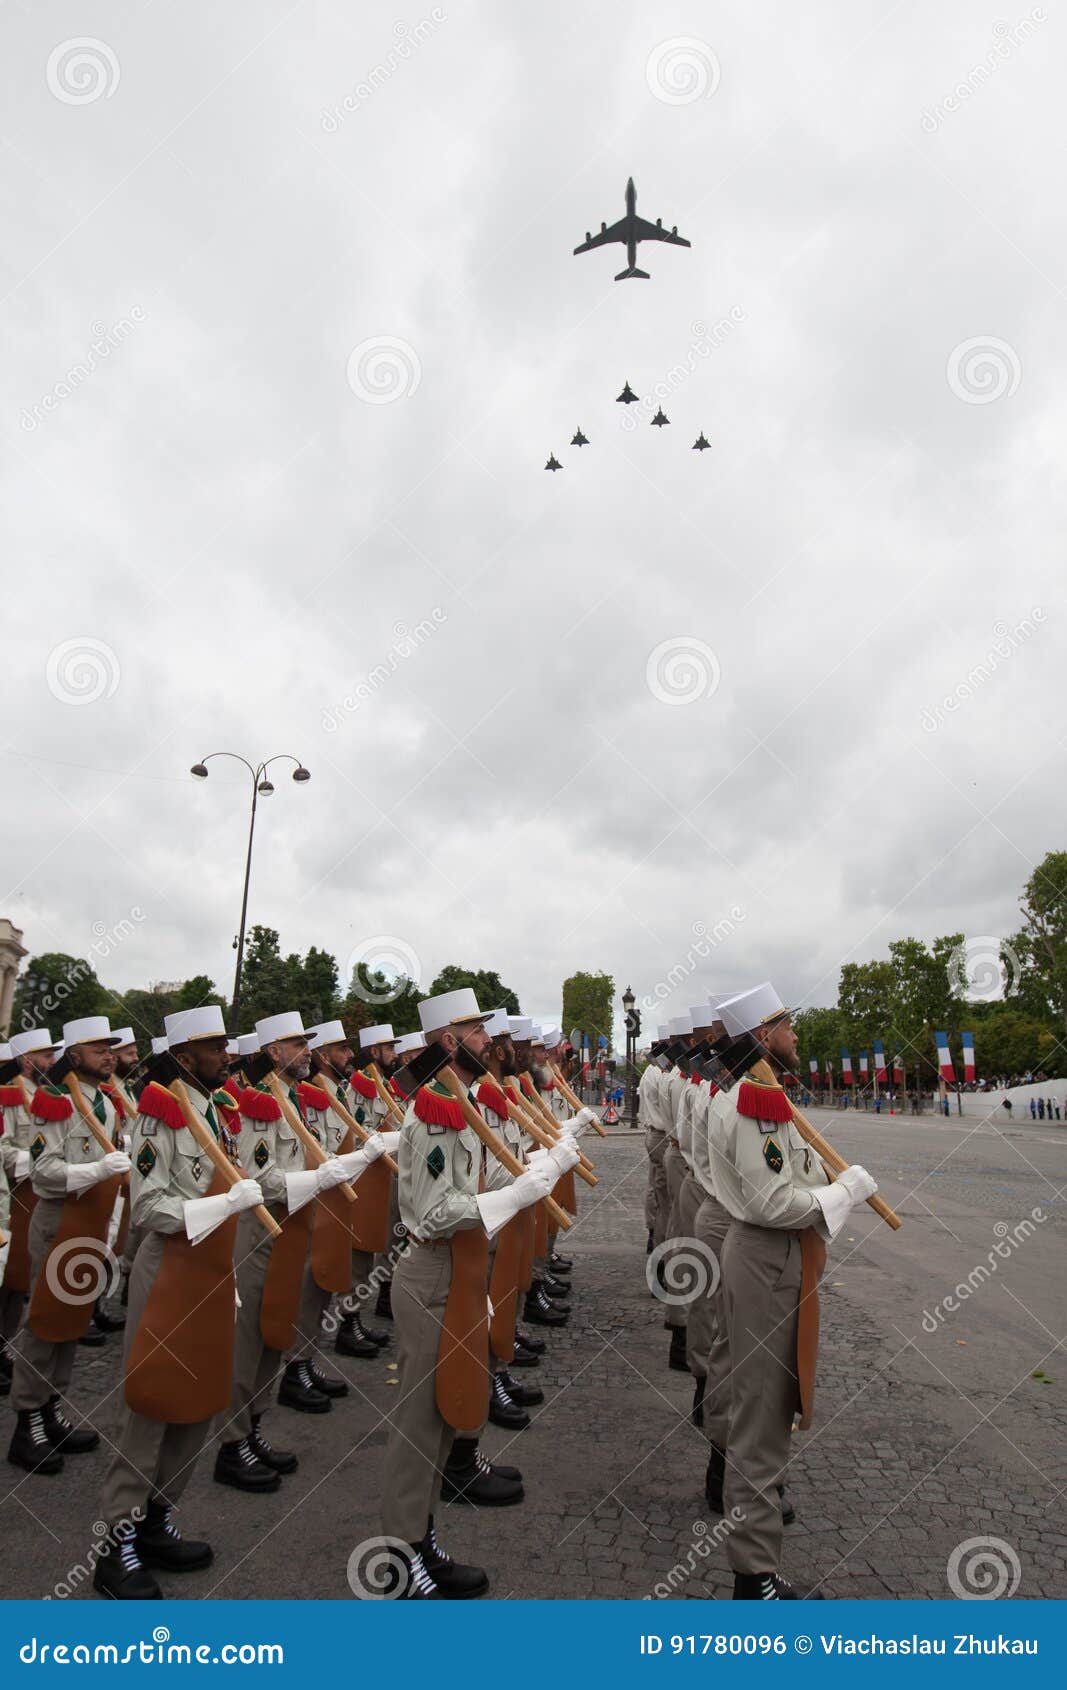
xmin=813 ymin=1164 xmax=878 ymax=1240
xmin=184 ymin=1178 xmax=264 ymax=1243
xmin=284 ymin=1158 xmax=351 ymax=1212
xmin=376 ymin=1130 xmax=401 ymax=1158
xmin=557 ymin=1109 xmax=596 ymax=1141
xmin=66 ymin=1151 xmax=131 ymax=1193
xmin=315 ymin=1157 xmax=351 ymax=1192
xmin=358 ymin=1133 xmax=387 ymax=1164
xmin=835 ymin=1164 xmax=878 ymax=1204
xmin=476 ymin=1166 xmax=554 ymax=1240
xmin=527 ymin=1139 xmax=580 ymax=1178
xmin=13 ymin=1149 xmax=31 ymax=1181
xmin=334 ymin=1148 xmax=373 ymax=1183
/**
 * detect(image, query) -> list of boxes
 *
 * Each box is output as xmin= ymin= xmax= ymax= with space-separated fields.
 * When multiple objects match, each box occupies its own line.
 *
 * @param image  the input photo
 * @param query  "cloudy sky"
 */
xmin=2 ymin=1 xmax=1062 ymax=1042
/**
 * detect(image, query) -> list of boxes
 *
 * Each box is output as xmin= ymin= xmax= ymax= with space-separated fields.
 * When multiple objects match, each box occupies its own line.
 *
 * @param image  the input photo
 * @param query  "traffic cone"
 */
xmin=602 ymin=1097 xmax=619 ymax=1125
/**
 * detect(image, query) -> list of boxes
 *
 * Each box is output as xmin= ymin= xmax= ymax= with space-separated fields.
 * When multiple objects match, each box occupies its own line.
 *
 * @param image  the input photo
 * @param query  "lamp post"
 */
xmin=190 ymin=752 xmax=310 ymax=1034
xmin=622 ymin=985 xmax=640 ymax=1129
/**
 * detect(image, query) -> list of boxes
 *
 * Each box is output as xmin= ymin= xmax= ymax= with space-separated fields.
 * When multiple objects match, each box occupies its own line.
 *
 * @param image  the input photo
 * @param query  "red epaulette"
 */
xmin=349 ymin=1070 xmax=378 ymax=1101
xmin=31 ymin=1085 xmax=73 ymax=1122
xmin=223 ymin=1076 xmax=243 ymax=1102
xmin=240 ymin=1086 xmax=282 ymax=1122
xmin=414 ymin=1083 xmax=465 ymax=1132
xmin=707 ymin=1081 xmax=721 ymax=1098
xmin=100 ymin=1082 xmax=128 ymax=1119
xmin=298 ymin=1081 xmax=331 ymax=1113
xmin=689 ymin=1072 xmax=703 ymax=1085
xmin=0 ymin=1085 xmax=24 ymax=1108
xmin=213 ymin=1089 xmax=240 ymax=1119
xmin=476 ymin=1080 xmax=510 ymax=1121
xmin=735 ymin=1080 xmax=793 ymax=1124
xmin=539 ymin=1079 xmax=555 ymax=1093
xmin=137 ymin=1082 xmax=185 ymax=1130
xmin=520 ymin=1074 xmax=537 ymax=1101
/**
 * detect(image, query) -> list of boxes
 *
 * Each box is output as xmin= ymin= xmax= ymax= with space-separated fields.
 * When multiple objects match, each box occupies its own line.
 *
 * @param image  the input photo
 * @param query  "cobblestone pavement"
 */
xmin=2 ymin=1107 xmax=1064 ymax=1600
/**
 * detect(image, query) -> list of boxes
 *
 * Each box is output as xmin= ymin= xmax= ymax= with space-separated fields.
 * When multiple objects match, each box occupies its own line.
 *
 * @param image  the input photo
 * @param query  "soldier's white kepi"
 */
xmin=509 ymin=1016 xmax=533 ymax=1041
xmin=358 ymin=1023 xmax=394 ymax=1049
xmin=394 ymin=1030 xmax=426 ymax=1055
xmin=111 ymin=1026 xmax=137 ymax=1050
xmin=237 ymin=1033 xmax=260 ymax=1057
xmin=0 ymin=1042 xmax=11 ymax=1061
xmin=541 ymin=1026 xmax=561 ymax=1048
xmin=255 ymin=1011 xmax=307 ymax=1046
xmin=63 ymin=1016 xmax=123 ymax=1047
xmin=418 ymin=988 xmax=488 ymax=1035
xmin=531 ymin=1026 xmax=545 ymax=1045
xmin=717 ymin=982 xmax=788 ymax=1039
xmin=690 ymin=1004 xmax=719 ymax=1029
xmin=483 ymin=1008 xmax=513 ymax=1039
xmin=10 ymin=1028 xmax=59 ymax=1058
xmin=150 ymin=1036 xmax=169 ymax=1055
xmin=668 ymin=1013 xmax=693 ymax=1037
xmin=656 ymin=1024 xmax=669 ymax=1040
xmin=307 ymin=1019 xmax=348 ymax=1050
xmin=164 ymin=1006 xmax=228 ymax=1045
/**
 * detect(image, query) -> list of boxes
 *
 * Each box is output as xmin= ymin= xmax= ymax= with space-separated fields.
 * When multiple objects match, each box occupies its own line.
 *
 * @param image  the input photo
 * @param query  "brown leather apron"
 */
xmin=553 ymin=1169 xmax=578 ymax=1218
xmin=124 ymin=1170 xmax=238 ymax=1423
xmin=796 ymin=1228 xmax=827 ymax=1429
xmin=311 ymin=1180 xmax=359 ymax=1294
xmin=518 ymin=1204 xmax=535 ymax=1291
xmin=28 ymin=1175 xmax=123 ymax=1343
xmin=533 ymin=1197 xmax=548 ymax=1262
xmin=348 ymin=1153 xmax=391 ymax=1254
xmin=488 ymin=1213 xmax=523 ymax=1365
xmin=260 ymin=1200 xmax=314 ymax=1351
xmin=6 ymin=1179 xmax=38 ymax=1294
xmin=436 ymin=1225 xmax=491 ymax=1430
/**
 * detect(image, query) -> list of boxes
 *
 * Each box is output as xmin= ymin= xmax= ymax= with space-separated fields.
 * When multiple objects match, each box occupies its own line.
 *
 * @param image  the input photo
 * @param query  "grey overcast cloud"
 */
xmin=1 ymin=1 xmax=1062 ymax=1038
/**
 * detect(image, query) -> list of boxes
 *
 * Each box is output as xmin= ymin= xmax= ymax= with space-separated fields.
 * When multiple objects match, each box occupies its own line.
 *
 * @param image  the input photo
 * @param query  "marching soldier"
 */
xmin=640 ymin=1026 xmax=671 ymax=1253
xmin=660 ymin=1013 xmax=696 ymax=1371
xmin=1 ymin=1029 xmax=61 ymax=1395
xmin=510 ymin=1017 xmax=569 ymax=1330
xmin=357 ymin=1022 xmax=403 ymax=1322
xmin=92 ymin=1006 xmax=267 ymax=1599
xmin=7 ymin=1018 xmax=131 ymax=1475
xmin=379 ymin=988 xmax=560 ymax=1598
xmin=707 ymin=984 xmax=877 ymax=1599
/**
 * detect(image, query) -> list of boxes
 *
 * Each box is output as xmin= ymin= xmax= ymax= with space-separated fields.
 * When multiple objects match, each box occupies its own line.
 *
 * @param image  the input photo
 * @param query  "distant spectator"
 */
xmin=1002 ymin=1098 xmax=1013 ymax=1119
xmin=1031 ymin=1098 xmax=1038 ymax=1119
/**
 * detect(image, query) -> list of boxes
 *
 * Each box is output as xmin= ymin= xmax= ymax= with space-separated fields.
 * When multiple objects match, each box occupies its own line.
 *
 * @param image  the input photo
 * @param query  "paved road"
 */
xmin=2 ymin=1108 xmax=1064 ymax=1601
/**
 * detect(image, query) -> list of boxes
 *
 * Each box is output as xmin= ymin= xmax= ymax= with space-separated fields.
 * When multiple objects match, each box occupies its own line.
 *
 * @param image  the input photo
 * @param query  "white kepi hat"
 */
xmin=255 ymin=1011 xmax=307 ymax=1046
xmin=10 ymin=1028 xmax=59 ymax=1058
xmin=717 ymin=982 xmax=789 ymax=1039
xmin=110 ymin=1026 xmax=137 ymax=1050
xmin=418 ymin=988 xmax=488 ymax=1036
xmin=483 ymin=1008 xmax=513 ymax=1040
xmin=668 ymin=1013 xmax=693 ymax=1037
xmin=0 ymin=1042 xmax=11 ymax=1062
xmin=62 ymin=1016 xmax=123 ymax=1048
xmin=395 ymin=1030 xmax=427 ymax=1055
xmin=541 ymin=1026 xmax=561 ymax=1049
xmin=508 ymin=1016 xmax=533 ymax=1041
xmin=358 ymin=1023 xmax=395 ymax=1049
xmin=164 ymin=1006 xmax=228 ymax=1045
xmin=307 ymin=1020 xmax=348 ymax=1050
xmin=237 ymin=1033 xmax=260 ymax=1057
xmin=151 ymin=1036 xmax=169 ymax=1056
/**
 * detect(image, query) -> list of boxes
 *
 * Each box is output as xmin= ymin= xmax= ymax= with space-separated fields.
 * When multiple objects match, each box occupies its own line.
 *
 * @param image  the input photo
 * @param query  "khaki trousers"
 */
xmin=217 ymin=1207 xmax=289 ymax=1443
xmin=380 ymin=1242 xmax=456 ymax=1545
xmin=721 ymin=1222 xmax=801 ymax=1575
xmin=644 ymin=1128 xmax=670 ymax=1244
xmin=661 ymin=1143 xmax=689 ymax=1332
xmin=687 ymin=1192 xmax=732 ymax=1451
xmin=373 ymin=1174 xmax=404 ymax=1286
xmin=10 ymin=1198 xmax=77 ymax=1412
xmin=663 ymin=1168 xmax=704 ymax=1332
xmin=98 ymin=1231 xmax=214 ymax=1525
xmin=290 ymin=1258 xmax=330 ymax=1362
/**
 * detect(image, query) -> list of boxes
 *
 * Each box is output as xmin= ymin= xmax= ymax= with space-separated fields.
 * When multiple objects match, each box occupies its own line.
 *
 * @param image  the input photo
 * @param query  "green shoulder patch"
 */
xmin=762 ymin=1137 xmax=784 ymax=1174
xmin=427 ymin=1145 xmax=446 ymax=1179
xmin=253 ymin=1139 xmax=269 ymax=1170
xmin=136 ymin=1141 xmax=157 ymax=1179
xmin=30 ymin=1132 xmax=46 ymax=1161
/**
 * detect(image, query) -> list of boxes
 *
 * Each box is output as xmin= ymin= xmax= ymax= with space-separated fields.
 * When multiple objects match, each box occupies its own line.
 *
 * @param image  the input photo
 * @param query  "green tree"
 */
xmin=239 ymin=926 xmax=305 ymax=1030
xmin=793 ymin=1006 xmax=846 ymax=1079
xmin=301 ymin=947 xmax=339 ymax=1026
xmin=838 ymin=960 xmax=897 ymax=1051
xmin=11 ymin=953 xmax=111 ymax=1035
xmin=427 ymin=964 xmax=521 ymax=1017
xmin=1007 ymin=851 xmax=1067 ymax=1032
xmin=340 ymin=974 xmax=423 ymax=1038
xmin=561 ymin=970 xmax=615 ymax=1056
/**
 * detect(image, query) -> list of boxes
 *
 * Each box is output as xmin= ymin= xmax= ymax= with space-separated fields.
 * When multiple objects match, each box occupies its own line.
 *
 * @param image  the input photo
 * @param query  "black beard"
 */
xmin=453 ymin=1045 xmax=487 ymax=1082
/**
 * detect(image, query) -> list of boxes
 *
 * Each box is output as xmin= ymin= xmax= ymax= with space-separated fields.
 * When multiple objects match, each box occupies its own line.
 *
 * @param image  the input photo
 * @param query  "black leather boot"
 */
xmin=419 ymin=1516 xmax=488 ymax=1598
xmin=514 ymin=1327 xmax=545 ymax=1353
xmin=213 ymin=1438 xmax=281 ymax=1493
xmin=249 ymin=1412 xmax=298 ymax=1474
xmin=336 ymin=1314 xmax=379 ymax=1358
xmin=498 ymin=1369 xmax=543 ymax=1407
xmin=733 ymin=1570 xmax=822 ymax=1600
xmin=668 ymin=1327 xmax=688 ymax=1372
xmin=277 ymin=1359 xmax=331 ymax=1413
xmin=7 ymin=1407 xmax=64 ymax=1475
xmin=523 ymin=1283 xmax=567 ymax=1326
xmin=354 ymin=1310 xmax=390 ymax=1346
xmin=705 ymin=1444 xmax=725 ymax=1514
xmin=548 ymin=1250 xmax=573 ymax=1273
xmin=92 ymin=1299 xmax=126 ymax=1333
xmin=42 ymin=1394 xmax=100 ymax=1454
xmin=440 ymin=1438 xmax=524 ymax=1505
xmin=136 ymin=1500 xmax=213 ymax=1571
xmin=305 ymin=1358 xmax=348 ymax=1398
xmin=779 ymin=1482 xmax=796 ymax=1525
xmin=691 ymin=1375 xmax=706 ymax=1428
xmin=488 ymin=1373 xmax=529 ymax=1430
xmin=374 ymin=1280 xmax=393 ymax=1321
xmin=92 ymin=1521 xmax=162 ymax=1600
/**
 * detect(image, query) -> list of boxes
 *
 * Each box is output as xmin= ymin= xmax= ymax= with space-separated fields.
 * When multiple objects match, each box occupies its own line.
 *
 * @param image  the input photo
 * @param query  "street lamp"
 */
xmin=190 ymin=752 xmax=311 ymax=1033
xmin=621 ymin=985 xmax=640 ymax=1129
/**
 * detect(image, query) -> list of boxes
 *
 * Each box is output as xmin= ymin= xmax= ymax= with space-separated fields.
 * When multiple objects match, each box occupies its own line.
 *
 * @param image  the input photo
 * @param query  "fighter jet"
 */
xmin=651 ymin=408 xmax=670 ymax=427
xmin=616 ymin=381 xmax=639 ymax=405
xmin=571 ymin=428 xmax=589 ymax=447
xmin=692 ymin=432 xmax=711 ymax=451
xmin=574 ymin=178 xmax=691 ymax=280
xmin=545 ymin=453 xmax=562 ymax=471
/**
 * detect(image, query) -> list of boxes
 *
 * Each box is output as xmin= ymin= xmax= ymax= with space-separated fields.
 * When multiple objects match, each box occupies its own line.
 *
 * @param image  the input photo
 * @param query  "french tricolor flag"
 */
xmin=935 ymin=1030 xmax=956 ymax=1084
xmin=874 ymin=1041 xmax=888 ymax=1084
xmin=841 ymin=1049 xmax=853 ymax=1086
xmin=962 ymin=1032 xmax=975 ymax=1084
xmin=893 ymin=1054 xmax=904 ymax=1084
xmin=824 ymin=1061 xmax=833 ymax=1089
xmin=859 ymin=1051 xmax=869 ymax=1083
xmin=809 ymin=1058 xmax=818 ymax=1081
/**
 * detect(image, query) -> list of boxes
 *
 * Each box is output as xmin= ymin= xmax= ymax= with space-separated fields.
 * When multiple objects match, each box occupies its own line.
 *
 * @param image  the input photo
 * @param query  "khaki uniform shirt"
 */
xmin=235 ymin=1083 xmax=309 ymax=1205
xmin=706 ymin=1083 xmax=831 ymax=1234
xmin=397 ymin=1080 xmax=512 ymax=1244
xmin=128 ymin=1085 xmax=231 ymax=1234
xmin=29 ymin=1082 xmax=119 ymax=1198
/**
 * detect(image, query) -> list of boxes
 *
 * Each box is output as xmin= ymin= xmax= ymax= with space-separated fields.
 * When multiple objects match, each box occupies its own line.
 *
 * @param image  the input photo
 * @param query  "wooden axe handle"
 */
xmin=549 ymin=1063 xmax=609 ymax=1136
xmin=65 ymin=1073 xmax=118 ymax=1154
xmin=169 ymin=1079 xmax=282 ymax=1240
xmin=264 ymin=1073 xmax=359 ymax=1206
xmin=363 ymin=1063 xmax=406 ymax=1124
xmin=436 ymin=1067 xmax=572 ymax=1232
xmin=750 ymin=1059 xmax=902 ymax=1231
xmin=320 ymin=1081 xmax=399 ymax=1175
xmin=503 ymin=1081 xmax=597 ymax=1186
